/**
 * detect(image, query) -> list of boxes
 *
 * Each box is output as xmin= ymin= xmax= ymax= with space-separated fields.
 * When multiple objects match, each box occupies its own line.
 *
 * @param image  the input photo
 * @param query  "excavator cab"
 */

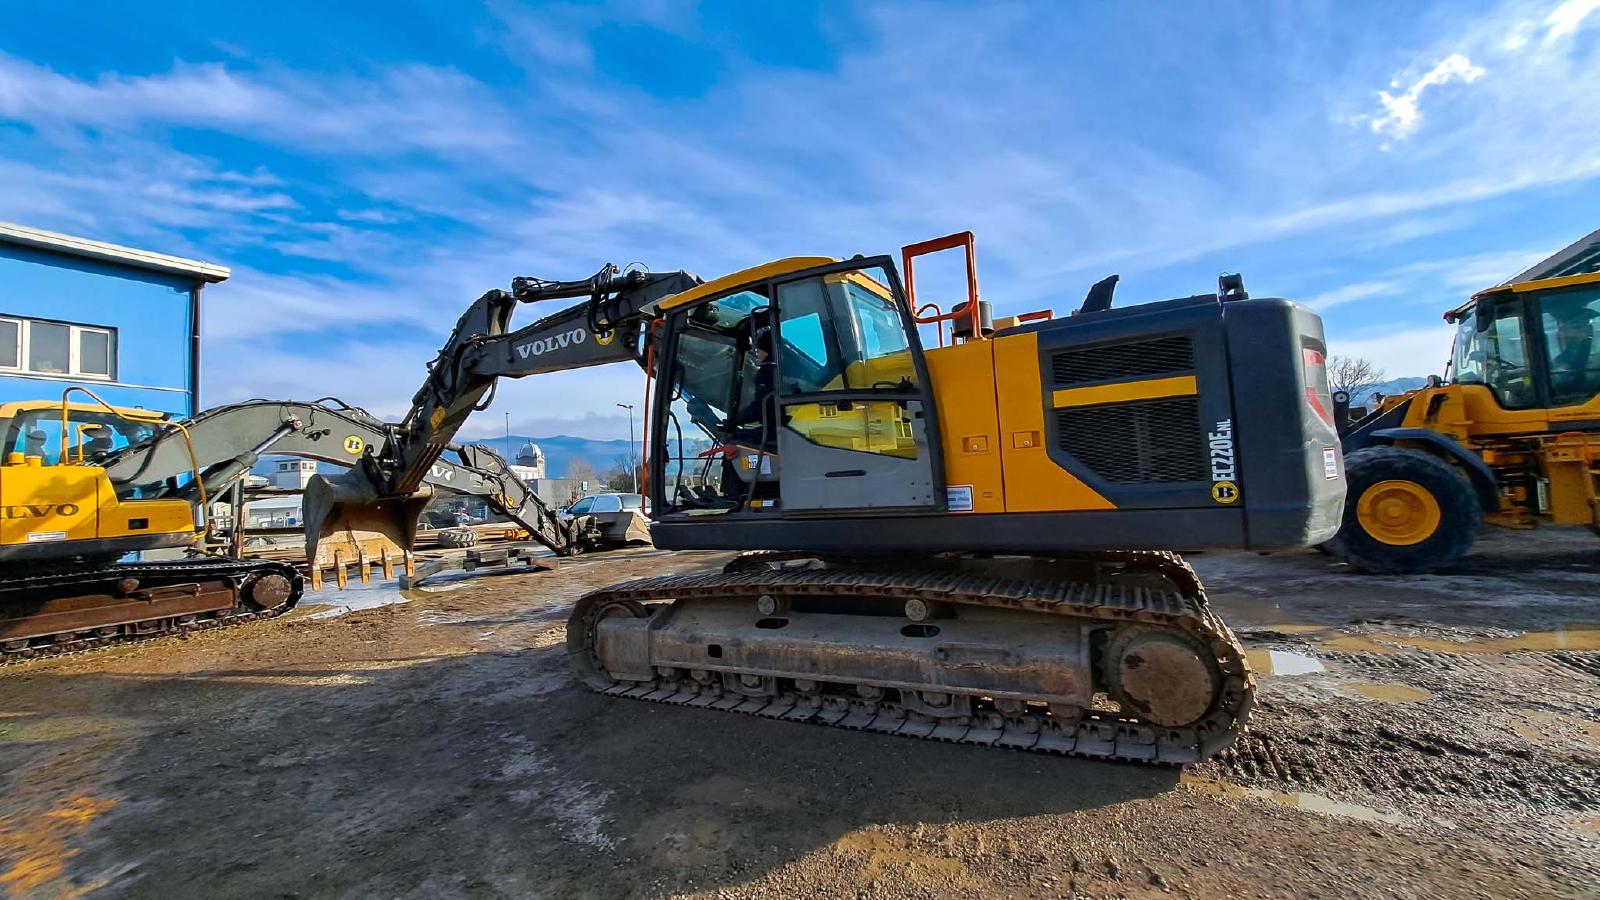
xmin=651 ymin=257 xmax=939 ymax=519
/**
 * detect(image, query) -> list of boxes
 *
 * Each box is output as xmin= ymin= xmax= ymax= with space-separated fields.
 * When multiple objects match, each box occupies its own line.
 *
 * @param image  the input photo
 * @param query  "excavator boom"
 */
xmin=302 ymin=267 xmax=701 ymax=581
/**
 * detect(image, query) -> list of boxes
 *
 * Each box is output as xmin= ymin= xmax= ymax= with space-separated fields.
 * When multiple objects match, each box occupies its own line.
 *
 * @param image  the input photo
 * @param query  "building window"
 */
xmin=0 ymin=316 xmax=117 ymax=380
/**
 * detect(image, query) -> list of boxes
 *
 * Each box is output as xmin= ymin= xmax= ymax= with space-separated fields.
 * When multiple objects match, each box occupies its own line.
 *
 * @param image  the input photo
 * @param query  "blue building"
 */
xmin=0 ymin=221 xmax=229 ymax=418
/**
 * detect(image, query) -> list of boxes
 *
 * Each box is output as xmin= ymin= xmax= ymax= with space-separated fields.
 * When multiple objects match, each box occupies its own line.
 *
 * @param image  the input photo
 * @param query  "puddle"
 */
xmin=294 ymin=580 xmax=424 ymax=620
xmin=1180 ymin=775 xmax=1404 ymax=826
xmin=1383 ymin=625 xmax=1600 ymax=654
xmin=1245 ymin=648 xmax=1326 ymax=676
xmin=1509 ymin=709 xmax=1600 ymax=748
xmin=1345 ymin=682 xmax=1432 ymax=704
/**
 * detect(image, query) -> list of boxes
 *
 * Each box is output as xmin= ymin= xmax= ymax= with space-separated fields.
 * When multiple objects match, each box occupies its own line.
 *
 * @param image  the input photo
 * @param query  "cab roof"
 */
xmin=655 ymin=256 xmax=837 ymax=312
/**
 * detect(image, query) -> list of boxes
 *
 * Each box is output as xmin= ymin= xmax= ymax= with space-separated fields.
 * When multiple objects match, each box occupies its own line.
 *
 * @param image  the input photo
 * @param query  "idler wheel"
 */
xmin=1103 ymin=627 xmax=1220 ymax=728
xmin=243 ymin=573 xmax=294 ymax=611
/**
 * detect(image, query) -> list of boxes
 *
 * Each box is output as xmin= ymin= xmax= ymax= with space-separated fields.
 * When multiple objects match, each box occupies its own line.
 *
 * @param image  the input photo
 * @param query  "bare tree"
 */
xmin=1327 ymin=354 xmax=1386 ymax=396
xmin=602 ymin=453 xmax=642 ymax=493
xmin=564 ymin=458 xmax=598 ymax=489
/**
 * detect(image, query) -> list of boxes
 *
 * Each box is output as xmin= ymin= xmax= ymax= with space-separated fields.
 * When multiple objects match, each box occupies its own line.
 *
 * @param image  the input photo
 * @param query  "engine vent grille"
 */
xmin=1055 ymin=397 xmax=1206 ymax=483
xmin=1052 ymin=336 xmax=1195 ymax=385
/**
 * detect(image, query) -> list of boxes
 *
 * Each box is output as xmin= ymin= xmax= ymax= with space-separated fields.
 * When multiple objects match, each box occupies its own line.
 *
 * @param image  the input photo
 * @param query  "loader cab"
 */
xmin=649 ymin=256 xmax=942 ymax=522
xmin=1450 ymin=274 xmax=1600 ymax=411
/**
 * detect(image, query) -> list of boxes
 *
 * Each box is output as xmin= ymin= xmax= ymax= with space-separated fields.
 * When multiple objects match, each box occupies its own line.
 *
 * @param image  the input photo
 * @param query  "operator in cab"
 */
xmin=1548 ymin=303 xmax=1600 ymax=401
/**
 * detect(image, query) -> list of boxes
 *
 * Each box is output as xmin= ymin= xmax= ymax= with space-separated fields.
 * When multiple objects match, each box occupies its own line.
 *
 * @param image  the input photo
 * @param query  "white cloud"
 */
xmin=1325 ymin=325 xmax=1458 ymax=379
xmin=1543 ymin=0 xmax=1600 ymax=41
xmin=3 ymin=3 xmax=1600 ymax=439
xmin=1302 ymin=281 xmax=1397 ymax=310
xmin=1370 ymin=54 xmax=1487 ymax=141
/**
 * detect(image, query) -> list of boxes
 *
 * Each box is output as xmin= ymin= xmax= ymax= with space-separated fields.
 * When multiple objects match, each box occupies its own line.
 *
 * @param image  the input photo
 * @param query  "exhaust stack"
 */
xmin=301 ymin=469 xmax=430 ymax=590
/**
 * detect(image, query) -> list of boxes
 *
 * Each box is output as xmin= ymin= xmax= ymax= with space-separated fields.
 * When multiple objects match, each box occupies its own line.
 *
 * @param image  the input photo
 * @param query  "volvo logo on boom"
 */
xmin=515 ymin=328 xmax=588 ymax=359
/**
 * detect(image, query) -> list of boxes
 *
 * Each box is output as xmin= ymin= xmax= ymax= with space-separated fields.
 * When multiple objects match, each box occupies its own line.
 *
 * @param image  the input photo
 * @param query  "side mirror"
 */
xmin=1474 ymin=301 xmax=1494 ymax=333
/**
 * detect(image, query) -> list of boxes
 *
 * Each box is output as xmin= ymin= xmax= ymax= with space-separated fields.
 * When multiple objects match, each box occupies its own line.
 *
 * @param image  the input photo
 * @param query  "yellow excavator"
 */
xmin=0 ymin=395 xmax=605 ymax=659
xmin=1327 ymin=229 xmax=1600 ymax=573
xmin=302 ymin=231 xmax=1345 ymax=762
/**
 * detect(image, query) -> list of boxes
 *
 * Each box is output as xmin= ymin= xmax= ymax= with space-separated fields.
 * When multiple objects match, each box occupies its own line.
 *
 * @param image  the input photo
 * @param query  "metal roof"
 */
xmin=0 ymin=220 xmax=230 ymax=284
xmin=1505 ymin=226 xmax=1600 ymax=284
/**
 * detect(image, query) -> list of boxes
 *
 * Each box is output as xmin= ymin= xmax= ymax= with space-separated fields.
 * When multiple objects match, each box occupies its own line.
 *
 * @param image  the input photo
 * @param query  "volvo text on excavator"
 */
xmin=306 ymin=231 xmax=1345 ymax=763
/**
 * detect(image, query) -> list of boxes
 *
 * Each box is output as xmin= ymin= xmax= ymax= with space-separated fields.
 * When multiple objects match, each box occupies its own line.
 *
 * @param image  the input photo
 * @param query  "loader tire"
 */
xmin=438 ymin=528 xmax=479 ymax=549
xmin=1325 ymin=446 xmax=1479 ymax=574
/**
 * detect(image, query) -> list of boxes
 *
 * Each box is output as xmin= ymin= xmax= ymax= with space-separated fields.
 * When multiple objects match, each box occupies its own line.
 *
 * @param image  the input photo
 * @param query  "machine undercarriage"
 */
xmin=0 ymin=556 xmax=302 ymax=664
xmin=569 ymin=550 xmax=1253 ymax=763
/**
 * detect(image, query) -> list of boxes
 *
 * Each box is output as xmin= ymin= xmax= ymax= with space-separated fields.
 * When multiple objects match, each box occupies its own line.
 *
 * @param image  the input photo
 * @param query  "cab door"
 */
xmin=767 ymin=258 xmax=943 ymax=514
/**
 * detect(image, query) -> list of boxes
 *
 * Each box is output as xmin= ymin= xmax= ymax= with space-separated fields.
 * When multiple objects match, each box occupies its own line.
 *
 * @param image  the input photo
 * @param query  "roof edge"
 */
xmin=0 ymin=220 xmax=230 ymax=284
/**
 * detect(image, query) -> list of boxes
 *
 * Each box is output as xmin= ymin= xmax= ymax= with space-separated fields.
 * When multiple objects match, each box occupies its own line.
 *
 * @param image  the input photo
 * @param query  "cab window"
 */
xmin=4 ymin=408 xmax=162 ymax=465
xmin=1539 ymin=285 xmax=1600 ymax=407
xmin=1452 ymin=301 xmax=1536 ymax=408
xmin=774 ymin=267 xmax=917 ymax=393
xmin=773 ymin=266 xmax=922 ymax=460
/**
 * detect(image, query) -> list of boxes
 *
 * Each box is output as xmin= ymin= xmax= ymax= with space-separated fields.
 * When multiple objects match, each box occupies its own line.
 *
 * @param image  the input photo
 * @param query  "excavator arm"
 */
xmin=304 ymin=266 xmax=702 ymax=581
xmin=93 ymin=400 xmax=579 ymax=557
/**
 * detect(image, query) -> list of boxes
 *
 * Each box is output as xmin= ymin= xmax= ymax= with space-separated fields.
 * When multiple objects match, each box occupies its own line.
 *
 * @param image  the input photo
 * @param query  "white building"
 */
xmin=271 ymin=459 xmax=317 ymax=490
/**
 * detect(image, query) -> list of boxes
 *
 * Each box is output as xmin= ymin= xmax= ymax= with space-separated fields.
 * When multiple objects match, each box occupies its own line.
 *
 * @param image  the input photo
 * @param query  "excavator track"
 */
xmin=569 ymin=552 xmax=1253 ymax=764
xmin=0 ymin=557 xmax=304 ymax=666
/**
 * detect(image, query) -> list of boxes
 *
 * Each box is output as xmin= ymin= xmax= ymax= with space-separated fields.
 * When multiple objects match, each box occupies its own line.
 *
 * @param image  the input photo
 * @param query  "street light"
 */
xmin=616 ymin=403 xmax=637 ymax=493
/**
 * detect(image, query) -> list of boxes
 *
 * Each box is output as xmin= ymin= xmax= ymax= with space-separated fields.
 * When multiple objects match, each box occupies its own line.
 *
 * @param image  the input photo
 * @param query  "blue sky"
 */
xmin=1 ymin=0 xmax=1597 ymax=439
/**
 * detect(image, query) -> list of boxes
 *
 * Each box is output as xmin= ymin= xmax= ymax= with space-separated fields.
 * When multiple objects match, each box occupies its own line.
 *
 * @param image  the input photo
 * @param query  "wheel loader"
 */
xmin=1328 ymin=230 xmax=1600 ymax=573
xmin=301 ymin=231 xmax=1344 ymax=762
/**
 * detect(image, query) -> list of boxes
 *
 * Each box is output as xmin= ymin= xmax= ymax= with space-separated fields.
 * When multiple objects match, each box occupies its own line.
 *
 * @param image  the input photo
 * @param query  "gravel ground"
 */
xmin=0 ymin=529 xmax=1595 ymax=899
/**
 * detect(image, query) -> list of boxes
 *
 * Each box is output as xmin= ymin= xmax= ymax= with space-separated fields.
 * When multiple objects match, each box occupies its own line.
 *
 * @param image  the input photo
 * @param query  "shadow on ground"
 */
xmin=1 ymin=646 xmax=1177 ymax=898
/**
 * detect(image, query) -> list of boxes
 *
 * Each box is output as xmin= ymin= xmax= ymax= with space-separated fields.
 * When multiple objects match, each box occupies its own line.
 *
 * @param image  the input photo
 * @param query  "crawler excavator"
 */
xmin=304 ymin=231 xmax=1345 ymax=762
xmin=0 ymin=395 xmax=605 ymax=661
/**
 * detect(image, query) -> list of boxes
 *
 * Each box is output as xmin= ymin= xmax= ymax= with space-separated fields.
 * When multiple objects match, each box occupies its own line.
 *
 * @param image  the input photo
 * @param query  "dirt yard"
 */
xmin=1 ymin=529 xmax=1595 ymax=899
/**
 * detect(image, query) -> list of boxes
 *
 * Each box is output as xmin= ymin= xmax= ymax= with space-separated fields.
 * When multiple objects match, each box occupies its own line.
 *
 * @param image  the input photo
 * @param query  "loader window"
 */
xmin=1452 ymin=301 xmax=1535 ymax=408
xmin=1539 ymin=286 xmax=1600 ymax=407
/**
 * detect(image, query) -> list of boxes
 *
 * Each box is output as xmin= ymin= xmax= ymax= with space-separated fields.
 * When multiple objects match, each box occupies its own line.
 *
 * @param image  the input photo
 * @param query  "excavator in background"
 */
xmin=0 ymin=395 xmax=610 ymax=661
xmin=1327 ymin=228 xmax=1600 ymax=573
xmin=305 ymin=231 xmax=1344 ymax=762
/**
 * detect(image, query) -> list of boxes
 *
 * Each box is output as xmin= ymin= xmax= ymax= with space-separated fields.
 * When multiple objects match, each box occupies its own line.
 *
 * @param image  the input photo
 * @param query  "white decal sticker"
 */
xmin=26 ymin=531 xmax=67 ymax=543
xmin=1322 ymin=447 xmax=1340 ymax=480
xmin=1207 ymin=419 xmax=1240 ymax=503
xmin=947 ymin=485 xmax=974 ymax=512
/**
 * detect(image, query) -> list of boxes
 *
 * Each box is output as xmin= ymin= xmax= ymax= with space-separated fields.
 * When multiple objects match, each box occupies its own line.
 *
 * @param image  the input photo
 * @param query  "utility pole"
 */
xmin=616 ymin=402 xmax=636 ymax=493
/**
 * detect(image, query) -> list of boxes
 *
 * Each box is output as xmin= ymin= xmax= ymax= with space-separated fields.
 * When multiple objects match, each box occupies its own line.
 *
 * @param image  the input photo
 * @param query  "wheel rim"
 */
xmin=1356 ymin=479 xmax=1441 ymax=546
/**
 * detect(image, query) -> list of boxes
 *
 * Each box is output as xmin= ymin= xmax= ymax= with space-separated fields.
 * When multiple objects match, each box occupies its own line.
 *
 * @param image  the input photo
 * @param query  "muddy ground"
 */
xmin=1 ymin=528 xmax=1596 ymax=899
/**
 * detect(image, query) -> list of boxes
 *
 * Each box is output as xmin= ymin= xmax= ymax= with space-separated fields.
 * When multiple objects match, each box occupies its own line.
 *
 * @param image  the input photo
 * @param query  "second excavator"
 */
xmin=306 ymin=231 xmax=1345 ymax=762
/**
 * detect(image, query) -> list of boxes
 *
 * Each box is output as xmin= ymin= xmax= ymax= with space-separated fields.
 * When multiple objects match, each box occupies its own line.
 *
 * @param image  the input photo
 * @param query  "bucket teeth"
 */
xmin=302 ymin=469 xmax=429 ymax=592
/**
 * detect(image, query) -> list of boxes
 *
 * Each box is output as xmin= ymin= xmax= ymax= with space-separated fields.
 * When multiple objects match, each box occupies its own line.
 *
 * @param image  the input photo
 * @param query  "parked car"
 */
xmin=558 ymin=492 xmax=650 ymax=546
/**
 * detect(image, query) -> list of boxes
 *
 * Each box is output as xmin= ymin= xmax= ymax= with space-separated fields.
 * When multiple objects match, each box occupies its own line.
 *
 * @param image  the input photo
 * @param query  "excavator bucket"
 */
xmin=301 ymin=470 xmax=431 ymax=590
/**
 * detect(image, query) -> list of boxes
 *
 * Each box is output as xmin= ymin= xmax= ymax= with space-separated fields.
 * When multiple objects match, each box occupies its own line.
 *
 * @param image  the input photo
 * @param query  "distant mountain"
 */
xmin=252 ymin=433 xmax=634 ymax=479
xmin=471 ymin=434 xmax=634 ymax=477
xmin=1348 ymin=377 xmax=1429 ymax=407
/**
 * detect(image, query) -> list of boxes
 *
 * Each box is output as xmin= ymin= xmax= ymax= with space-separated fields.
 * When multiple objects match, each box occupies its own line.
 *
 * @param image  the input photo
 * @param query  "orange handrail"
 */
xmin=903 ymin=231 xmax=982 ymax=343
